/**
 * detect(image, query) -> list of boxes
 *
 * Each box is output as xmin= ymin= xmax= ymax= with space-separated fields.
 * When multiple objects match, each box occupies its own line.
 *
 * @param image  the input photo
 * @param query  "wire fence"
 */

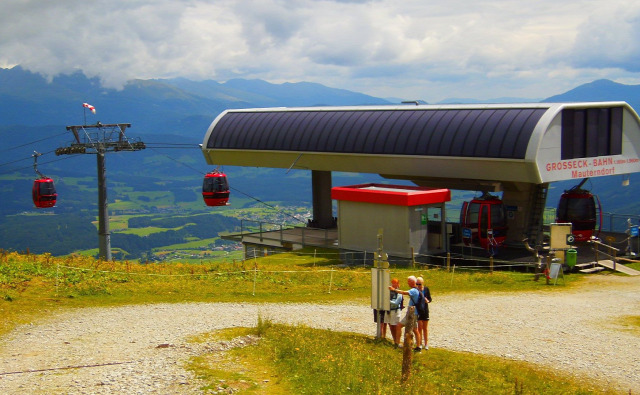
xmin=50 ymin=258 xmax=365 ymax=296
xmin=33 ymin=247 xmax=553 ymax=302
xmin=235 ymin=245 xmax=544 ymax=272
xmin=5 ymin=247 xmax=606 ymax=308
xmin=49 ymin=247 xmax=542 ymax=277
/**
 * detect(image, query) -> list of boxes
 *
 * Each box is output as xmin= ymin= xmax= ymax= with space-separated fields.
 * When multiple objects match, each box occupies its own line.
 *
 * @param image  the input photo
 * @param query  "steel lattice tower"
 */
xmin=56 ymin=122 xmax=145 ymax=260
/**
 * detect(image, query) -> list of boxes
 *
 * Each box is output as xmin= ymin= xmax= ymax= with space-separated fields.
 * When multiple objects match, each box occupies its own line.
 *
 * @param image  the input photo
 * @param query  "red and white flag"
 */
xmin=82 ymin=102 xmax=96 ymax=114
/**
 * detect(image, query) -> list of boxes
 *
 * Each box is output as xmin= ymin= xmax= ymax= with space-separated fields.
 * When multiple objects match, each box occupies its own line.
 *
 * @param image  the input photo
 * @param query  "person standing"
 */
xmin=416 ymin=276 xmax=432 ymax=350
xmin=392 ymin=275 xmax=422 ymax=352
xmin=386 ymin=278 xmax=404 ymax=347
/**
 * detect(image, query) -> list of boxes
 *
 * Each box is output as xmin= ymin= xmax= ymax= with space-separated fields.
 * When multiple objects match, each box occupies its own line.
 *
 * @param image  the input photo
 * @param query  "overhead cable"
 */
xmin=147 ymin=146 xmax=306 ymax=224
xmin=0 ymin=131 xmax=69 ymax=153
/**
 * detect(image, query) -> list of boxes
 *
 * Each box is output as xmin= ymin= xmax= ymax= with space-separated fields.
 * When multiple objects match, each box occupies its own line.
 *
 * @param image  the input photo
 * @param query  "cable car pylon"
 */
xmin=56 ymin=122 xmax=145 ymax=260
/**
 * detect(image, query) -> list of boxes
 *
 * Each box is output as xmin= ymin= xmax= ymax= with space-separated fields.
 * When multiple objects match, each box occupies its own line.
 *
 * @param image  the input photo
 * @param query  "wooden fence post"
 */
xmin=252 ymin=261 xmax=257 ymax=296
xmin=402 ymin=306 xmax=416 ymax=382
xmin=545 ymin=254 xmax=551 ymax=285
xmin=328 ymin=266 xmax=334 ymax=294
xmin=411 ymin=247 xmax=415 ymax=268
xmin=56 ymin=261 xmax=60 ymax=297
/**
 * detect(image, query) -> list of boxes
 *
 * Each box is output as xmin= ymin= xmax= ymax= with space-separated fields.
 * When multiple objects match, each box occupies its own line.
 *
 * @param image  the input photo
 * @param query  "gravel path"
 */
xmin=0 ymin=275 xmax=639 ymax=394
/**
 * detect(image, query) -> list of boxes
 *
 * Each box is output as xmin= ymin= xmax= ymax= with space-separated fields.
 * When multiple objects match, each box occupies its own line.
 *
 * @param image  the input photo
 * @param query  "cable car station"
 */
xmin=201 ymin=102 xmax=640 ymax=267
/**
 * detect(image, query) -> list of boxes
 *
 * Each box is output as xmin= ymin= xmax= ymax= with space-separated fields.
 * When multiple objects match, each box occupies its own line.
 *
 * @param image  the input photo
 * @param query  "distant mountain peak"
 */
xmin=0 ymin=66 xmax=389 ymax=130
xmin=544 ymin=78 xmax=640 ymax=104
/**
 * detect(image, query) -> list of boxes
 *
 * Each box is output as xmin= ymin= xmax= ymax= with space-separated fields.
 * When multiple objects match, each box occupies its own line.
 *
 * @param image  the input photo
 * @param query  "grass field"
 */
xmin=188 ymin=320 xmax=619 ymax=394
xmin=1 ymin=249 xmax=635 ymax=393
xmin=0 ymin=248 xmax=589 ymax=336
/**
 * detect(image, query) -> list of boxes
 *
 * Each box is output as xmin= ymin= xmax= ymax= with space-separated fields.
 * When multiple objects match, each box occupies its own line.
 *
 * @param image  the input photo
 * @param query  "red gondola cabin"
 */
xmin=202 ymin=171 xmax=230 ymax=206
xmin=556 ymin=189 xmax=601 ymax=242
xmin=32 ymin=178 xmax=57 ymax=208
xmin=460 ymin=193 xmax=507 ymax=252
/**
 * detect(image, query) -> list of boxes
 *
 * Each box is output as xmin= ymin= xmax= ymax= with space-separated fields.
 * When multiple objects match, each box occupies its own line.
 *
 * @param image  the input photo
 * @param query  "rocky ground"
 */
xmin=0 ymin=275 xmax=638 ymax=394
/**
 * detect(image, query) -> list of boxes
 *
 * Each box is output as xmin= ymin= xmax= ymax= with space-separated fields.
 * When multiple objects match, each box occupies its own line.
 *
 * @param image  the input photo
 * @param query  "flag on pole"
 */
xmin=82 ymin=102 xmax=96 ymax=114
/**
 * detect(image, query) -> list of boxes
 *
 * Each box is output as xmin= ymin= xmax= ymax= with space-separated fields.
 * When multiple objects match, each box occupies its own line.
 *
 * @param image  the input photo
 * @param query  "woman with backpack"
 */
xmin=390 ymin=275 xmax=424 ymax=352
xmin=387 ymin=278 xmax=404 ymax=347
xmin=416 ymin=276 xmax=432 ymax=350
xmin=374 ymin=278 xmax=404 ymax=345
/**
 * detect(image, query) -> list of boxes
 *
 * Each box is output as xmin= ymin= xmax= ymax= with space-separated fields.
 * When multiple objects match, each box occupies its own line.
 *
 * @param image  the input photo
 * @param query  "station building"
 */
xmin=201 ymin=102 xmax=640 ymax=259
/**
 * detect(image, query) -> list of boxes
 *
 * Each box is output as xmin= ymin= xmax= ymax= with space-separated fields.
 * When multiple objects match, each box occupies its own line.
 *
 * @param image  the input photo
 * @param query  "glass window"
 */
xmin=466 ymin=202 xmax=480 ymax=227
xmin=562 ymin=107 xmax=623 ymax=160
xmin=491 ymin=204 xmax=506 ymax=228
xmin=39 ymin=182 xmax=56 ymax=195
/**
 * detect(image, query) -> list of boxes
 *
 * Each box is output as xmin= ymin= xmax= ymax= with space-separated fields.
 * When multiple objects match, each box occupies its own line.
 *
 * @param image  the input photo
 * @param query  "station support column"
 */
xmin=311 ymin=170 xmax=334 ymax=228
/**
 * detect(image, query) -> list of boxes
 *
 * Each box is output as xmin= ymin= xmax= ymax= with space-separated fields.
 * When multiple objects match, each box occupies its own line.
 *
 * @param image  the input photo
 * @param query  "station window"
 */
xmin=561 ymin=107 xmax=622 ymax=160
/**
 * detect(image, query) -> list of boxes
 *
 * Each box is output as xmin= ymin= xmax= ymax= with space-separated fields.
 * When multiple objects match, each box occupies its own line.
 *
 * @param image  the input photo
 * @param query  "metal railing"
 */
xmin=543 ymin=208 xmax=640 ymax=233
xmin=599 ymin=212 xmax=640 ymax=232
xmin=588 ymin=239 xmax=620 ymax=269
xmin=237 ymin=219 xmax=336 ymax=248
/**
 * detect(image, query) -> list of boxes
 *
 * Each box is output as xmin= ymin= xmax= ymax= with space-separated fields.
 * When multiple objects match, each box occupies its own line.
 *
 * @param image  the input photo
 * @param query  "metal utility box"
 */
xmin=332 ymin=184 xmax=451 ymax=258
xmin=550 ymin=222 xmax=573 ymax=262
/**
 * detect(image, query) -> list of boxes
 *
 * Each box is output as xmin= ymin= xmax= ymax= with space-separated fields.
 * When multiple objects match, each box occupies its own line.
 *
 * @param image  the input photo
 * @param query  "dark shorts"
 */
xmin=418 ymin=310 xmax=429 ymax=321
xmin=373 ymin=309 xmax=387 ymax=322
xmin=418 ymin=305 xmax=430 ymax=321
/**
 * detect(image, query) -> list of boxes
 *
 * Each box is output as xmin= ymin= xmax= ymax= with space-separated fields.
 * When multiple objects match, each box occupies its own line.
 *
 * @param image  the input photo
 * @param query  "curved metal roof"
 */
xmin=206 ymin=107 xmax=546 ymax=159
xmin=202 ymin=102 xmax=640 ymax=186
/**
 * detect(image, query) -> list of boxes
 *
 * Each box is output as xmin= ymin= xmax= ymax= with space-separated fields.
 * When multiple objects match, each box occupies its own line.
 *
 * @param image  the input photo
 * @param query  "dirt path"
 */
xmin=0 ymin=275 xmax=639 ymax=394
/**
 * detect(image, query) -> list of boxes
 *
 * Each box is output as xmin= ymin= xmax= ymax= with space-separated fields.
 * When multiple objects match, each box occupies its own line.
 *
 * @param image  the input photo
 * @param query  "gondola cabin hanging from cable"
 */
xmin=460 ymin=192 xmax=507 ymax=252
xmin=32 ymin=177 xmax=57 ymax=208
xmin=31 ymin=151 xmax=57 ymax=208
xmin=202 ymin=169 xmax=229 ymax=206
xmin=556 ymin=179 xmax=601 ymax=242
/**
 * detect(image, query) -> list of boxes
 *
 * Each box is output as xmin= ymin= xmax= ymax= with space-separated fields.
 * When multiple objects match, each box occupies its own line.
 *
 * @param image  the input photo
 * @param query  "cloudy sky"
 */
xmin=1 ymin=0 xmax=639 ymax=102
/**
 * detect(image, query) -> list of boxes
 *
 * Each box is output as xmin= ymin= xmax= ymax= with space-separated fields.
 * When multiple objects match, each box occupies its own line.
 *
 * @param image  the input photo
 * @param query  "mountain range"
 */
xmin=3 ymin=65 xmax=640 ymax=255
xmin=3 ymin=65 xmax=640 ymax=207
xmin=0 ymin=66 xmax=389 ymax=136
xmin=4 ymin=65 xmax=640 ymax=136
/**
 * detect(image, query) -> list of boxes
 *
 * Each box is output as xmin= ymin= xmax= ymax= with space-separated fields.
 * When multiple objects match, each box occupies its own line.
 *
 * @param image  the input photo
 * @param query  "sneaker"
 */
xmin=424 ymin=345 xmax=429 ymax=350
xmin=395 ymin=343 xmax=402 ymax=349
xmin=413 ymin=347 xmax=422 ymax=352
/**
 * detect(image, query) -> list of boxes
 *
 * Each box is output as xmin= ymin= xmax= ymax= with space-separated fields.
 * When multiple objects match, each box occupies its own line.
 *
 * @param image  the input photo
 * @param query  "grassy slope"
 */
xmin=1 ymin=250 xmax=637 ymax=394
xmin=190 ymin=322 xmax=619 ymax=394
xmin=0 ymin=248 xmax=593 ymax=336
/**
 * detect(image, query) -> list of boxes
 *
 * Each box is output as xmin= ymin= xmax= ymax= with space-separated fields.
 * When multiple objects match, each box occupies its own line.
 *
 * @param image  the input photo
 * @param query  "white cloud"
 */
xmin=569 ymin=4 xmax=640 ymax=72
xmin=1 ymin=0 xmax=639 ymax=101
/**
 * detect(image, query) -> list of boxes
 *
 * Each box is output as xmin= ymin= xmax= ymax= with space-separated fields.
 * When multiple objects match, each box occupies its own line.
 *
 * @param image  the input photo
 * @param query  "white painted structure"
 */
xmin=202 ymin=102 xmax=640 ymax=246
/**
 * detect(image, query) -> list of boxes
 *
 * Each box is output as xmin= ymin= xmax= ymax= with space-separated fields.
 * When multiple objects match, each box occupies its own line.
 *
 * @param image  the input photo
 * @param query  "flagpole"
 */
xmin=82 ymin=103 xmax=96 ymax=125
